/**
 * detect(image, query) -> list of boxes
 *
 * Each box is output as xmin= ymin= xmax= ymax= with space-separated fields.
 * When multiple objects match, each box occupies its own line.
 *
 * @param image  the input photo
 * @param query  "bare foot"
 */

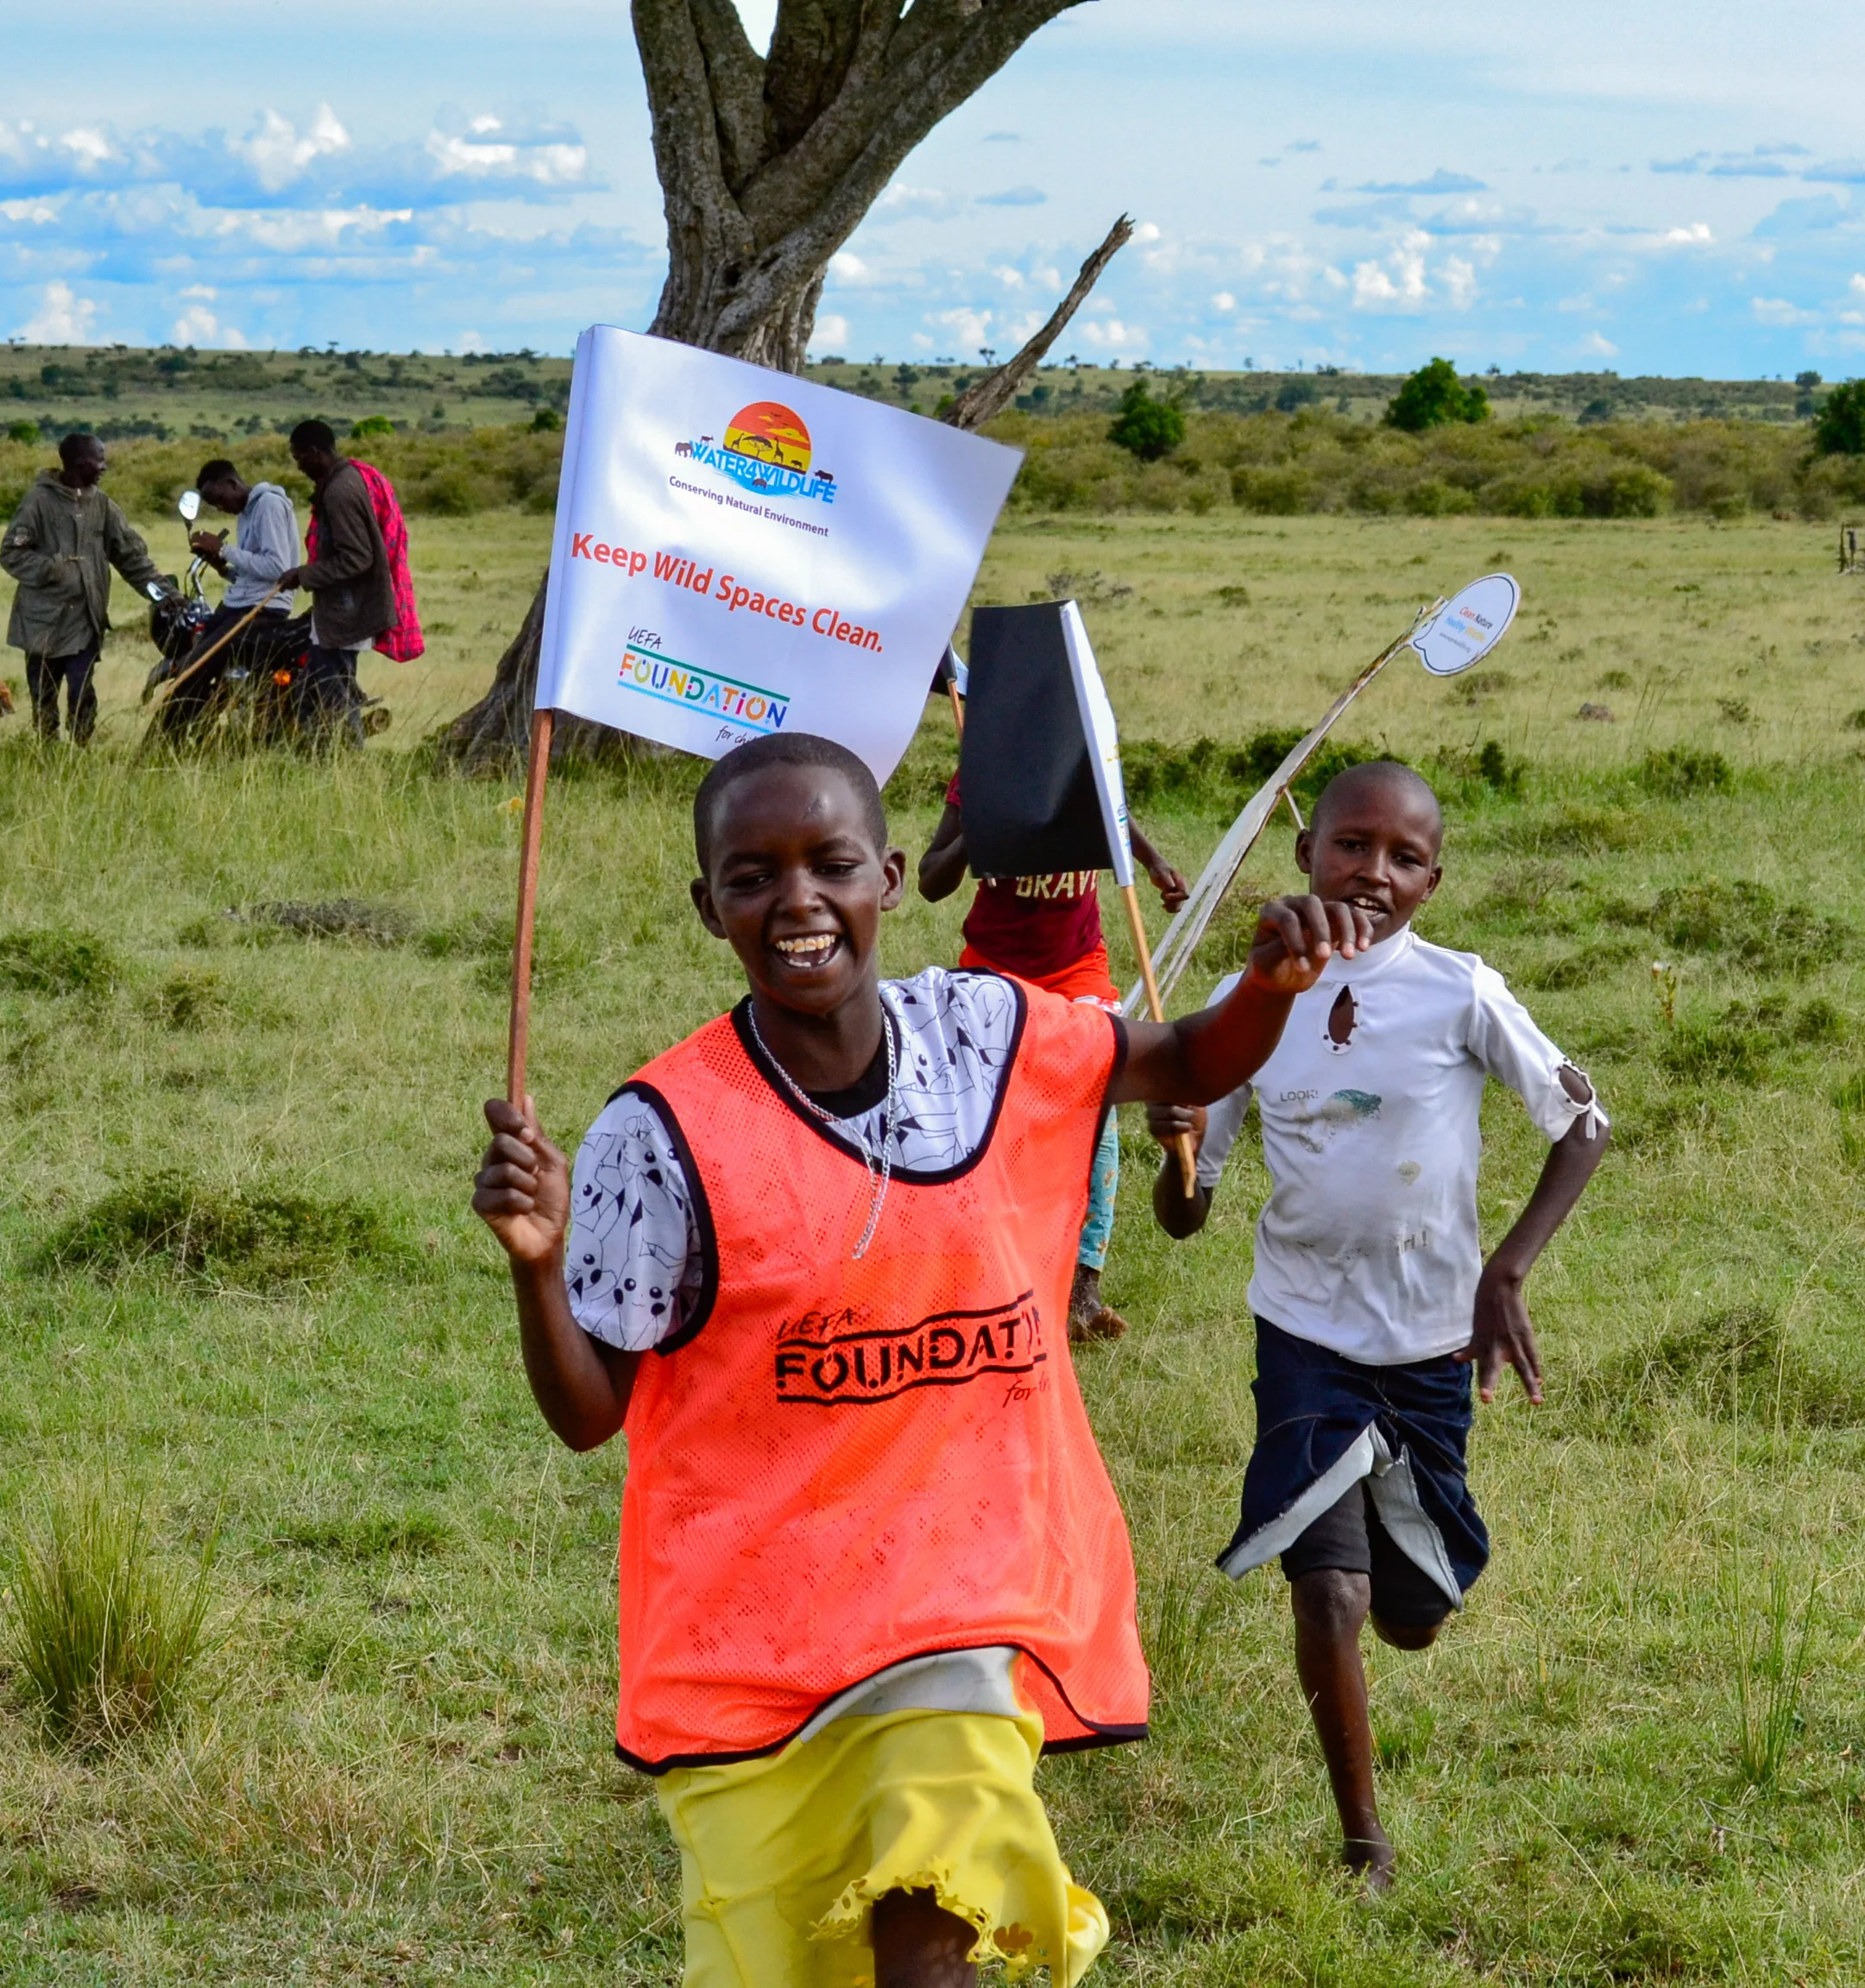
xmin=1343 ymin=1832 xmax=1396 ymax=1895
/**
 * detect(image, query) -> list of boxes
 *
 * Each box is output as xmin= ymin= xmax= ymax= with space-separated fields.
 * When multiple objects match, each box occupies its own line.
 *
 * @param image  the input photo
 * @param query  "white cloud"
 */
xmin=231 ymin=105 xmax=350 ymax=192
xmin=211 ymin=204 xmax=413 ymax=251
xmin=1132 ymin=221 xmax=1162 ymax=242
xmin=1212 ymin=291 xmax=1237 ymax=311
xmin=1661 ymin=222 xmax=1714 ymax=245
xmin=425 ymin=129 xmax=587 ymax=186
xmin=828 ymin=251 xmax=871 ymax=284
xmin=0 ymin=196 xmax=58 ymax=223
xmin=58 ymin=127 xmax=114 ymax=167
xmin=1081 ymin=317 xmax=1146 ymax=349
xmin=932 ymin=305 xmax=995 ymax=350
xmin=459 ymin=330 xmax=487 ymax=353
xmin=19 ymin=280 xmax=99 ymax=343
xmin=993 ymin=265 xmax=1025 ymax=288
xmin=1444 ymin=256 xmax=1478 ymax=308
xmin=1579 ymin=330 xmax=1619 ymax=356
xmin=809 ymin=312 xmax=850 ymax=352
xmin=1351 ymin=233 xmax=1430 ymax=309
xmin=173 ymin=300 xmax=246 ymax=347
xmin=1750 ymin=296 xmax=1817 ymax=325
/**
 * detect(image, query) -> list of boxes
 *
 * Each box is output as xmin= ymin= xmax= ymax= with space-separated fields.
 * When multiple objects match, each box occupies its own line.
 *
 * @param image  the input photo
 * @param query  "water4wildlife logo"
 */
xmin=674 ymin=400 xmax=839 ymax=505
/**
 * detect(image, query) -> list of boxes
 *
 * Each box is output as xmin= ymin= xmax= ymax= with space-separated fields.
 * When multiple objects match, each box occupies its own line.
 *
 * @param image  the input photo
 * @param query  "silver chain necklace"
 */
xmin=746 ymin=997 xmax=899 ymax=1260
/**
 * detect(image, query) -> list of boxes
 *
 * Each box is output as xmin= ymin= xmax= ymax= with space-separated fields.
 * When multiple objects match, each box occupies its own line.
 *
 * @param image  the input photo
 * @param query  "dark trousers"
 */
xmin=293 ymin=645 xmax=361 ymax=740
xmin=27 ymin=640 xmax=102 ymax=744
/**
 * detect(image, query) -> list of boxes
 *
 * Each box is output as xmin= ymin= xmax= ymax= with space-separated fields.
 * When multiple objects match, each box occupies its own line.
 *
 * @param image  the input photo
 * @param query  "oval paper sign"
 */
xmin=1410 ymin=572 xmax=1521 ymax=676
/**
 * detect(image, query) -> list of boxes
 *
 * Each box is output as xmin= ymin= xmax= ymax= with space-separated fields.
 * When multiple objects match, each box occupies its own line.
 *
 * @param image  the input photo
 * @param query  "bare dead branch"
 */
xmin=941 ymin=215 xmax=1134 ymax=431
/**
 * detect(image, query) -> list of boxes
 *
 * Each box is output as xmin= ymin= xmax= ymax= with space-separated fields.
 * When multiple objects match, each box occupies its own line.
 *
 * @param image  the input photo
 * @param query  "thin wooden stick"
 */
xmin=946 ymin=678 xmax=966 ymax=738
xmin=1122 ymin=881 xmax=1197 ymax=1198
xmin=507 ymin=707 xmax=555 ymax=1109
xmin=148 ymin=581 xmax=290 ymax=708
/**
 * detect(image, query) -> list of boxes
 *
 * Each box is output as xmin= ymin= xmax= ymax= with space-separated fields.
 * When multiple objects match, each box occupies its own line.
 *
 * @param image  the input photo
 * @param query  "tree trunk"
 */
xmin=437 ymin=0 xmax=1112 ymax=771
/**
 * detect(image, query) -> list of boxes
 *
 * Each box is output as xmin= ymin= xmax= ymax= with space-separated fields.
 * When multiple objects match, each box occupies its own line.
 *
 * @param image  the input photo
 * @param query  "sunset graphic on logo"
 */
xmin=722 ymin=401 xmax=812 ymax=473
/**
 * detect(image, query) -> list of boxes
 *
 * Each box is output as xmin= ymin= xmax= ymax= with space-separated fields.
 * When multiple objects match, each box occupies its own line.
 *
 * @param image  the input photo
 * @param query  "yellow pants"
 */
xmin=653 ymin=1708 xmax=1109 ymax=1986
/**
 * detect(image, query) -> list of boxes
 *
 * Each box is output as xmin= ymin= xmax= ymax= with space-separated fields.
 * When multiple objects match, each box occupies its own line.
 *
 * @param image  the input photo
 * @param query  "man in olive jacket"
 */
xmin=276 ymin=419 xmax=393 ymax=740
xmin=2 ymin=433 xmax=172 ymax=743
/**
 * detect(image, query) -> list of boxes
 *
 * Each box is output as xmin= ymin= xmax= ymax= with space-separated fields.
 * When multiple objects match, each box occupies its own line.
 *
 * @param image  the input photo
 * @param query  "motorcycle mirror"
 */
xmin=179 ymin=489 xmax=201 ymax=524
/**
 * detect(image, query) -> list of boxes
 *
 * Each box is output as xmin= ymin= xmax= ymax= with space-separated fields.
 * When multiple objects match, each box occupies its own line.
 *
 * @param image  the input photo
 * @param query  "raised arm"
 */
xmin=1112 ymin=896 xmax=1373 ymax=1105
xmin=917 ymin=800 xmax=969 ymax=902
xmin=1459 ymin=1069 xmax=1610 ymax=1405
xmin=473 ymin=1098 xmax=638 ymax=1451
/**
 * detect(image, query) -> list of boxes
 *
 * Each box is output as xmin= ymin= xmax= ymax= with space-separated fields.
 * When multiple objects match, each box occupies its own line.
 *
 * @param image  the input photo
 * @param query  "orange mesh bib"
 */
xmin=610 ymin=978 xmax=1150 ymax=1772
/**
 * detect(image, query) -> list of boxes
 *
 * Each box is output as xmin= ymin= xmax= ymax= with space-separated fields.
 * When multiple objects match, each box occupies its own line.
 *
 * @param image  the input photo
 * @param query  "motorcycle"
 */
xmin=141 ymin=488 xmax=390 ymax=747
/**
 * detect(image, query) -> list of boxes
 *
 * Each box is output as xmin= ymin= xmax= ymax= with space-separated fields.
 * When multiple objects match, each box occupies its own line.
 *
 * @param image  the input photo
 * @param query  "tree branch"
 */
xmin=941 ymin=213 xmax=1133 ymax=431
xmin=687 ymin=0 xmax=770 ymax=192
xmin=740 ymin=0 xmax=1087 ymax=246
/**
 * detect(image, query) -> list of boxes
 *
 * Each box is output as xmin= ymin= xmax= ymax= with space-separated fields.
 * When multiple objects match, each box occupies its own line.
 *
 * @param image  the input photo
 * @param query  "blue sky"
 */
xmin=4 ymin=0 xmax=1864 ymax=376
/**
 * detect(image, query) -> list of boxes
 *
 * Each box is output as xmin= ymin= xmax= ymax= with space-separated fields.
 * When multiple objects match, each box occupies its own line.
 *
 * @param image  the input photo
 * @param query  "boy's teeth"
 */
xmin=776 ymin=934 xmax=836 ymax=956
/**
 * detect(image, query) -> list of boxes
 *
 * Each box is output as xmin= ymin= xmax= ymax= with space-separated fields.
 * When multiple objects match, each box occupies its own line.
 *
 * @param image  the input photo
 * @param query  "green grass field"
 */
xmin=3 ymin=509 xmax=1865 ymax=1983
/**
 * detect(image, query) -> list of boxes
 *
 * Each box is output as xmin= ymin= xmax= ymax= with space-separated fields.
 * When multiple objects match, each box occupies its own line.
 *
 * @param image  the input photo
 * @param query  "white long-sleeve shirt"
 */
xmin=1194 ymin=926 xmax=1605 ymax=1366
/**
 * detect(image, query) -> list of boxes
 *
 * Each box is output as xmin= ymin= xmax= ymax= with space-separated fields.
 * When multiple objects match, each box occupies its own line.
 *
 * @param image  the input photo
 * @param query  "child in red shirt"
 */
xmin=919 ymin=769 xmax=1188 ymax=1341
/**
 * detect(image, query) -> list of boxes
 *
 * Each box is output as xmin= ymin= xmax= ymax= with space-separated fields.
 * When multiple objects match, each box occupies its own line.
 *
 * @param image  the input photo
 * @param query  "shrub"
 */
xmin=1385 ymin=357 xmax=1490 ymax=433
xmin=1813 ymin=380 xmax=1865 ymax=457
xmin=1650 ymin=879 xmax=1846 ymax=971
xmin=41 ymin=1171 xmax=400 ymax=1287
xmin=1106 ymin=381 xmax=1186 ymax=462
xmin=1635 ymin=746 xmax=1732 ymax=798
xmin=3 ymin=1482 xmax=217 ymax=1740
xmin=0 ymin=928 xmax=123 ymax=996
xmin=349 ymin=414 xmax=396 ymax=440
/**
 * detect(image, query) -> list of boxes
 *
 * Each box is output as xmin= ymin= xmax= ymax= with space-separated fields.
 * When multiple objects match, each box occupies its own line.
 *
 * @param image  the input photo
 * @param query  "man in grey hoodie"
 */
xmin=153 ymin=456 xmax=300 ymax=736
xmin=1 ymin=432 xmax=172 ymax=743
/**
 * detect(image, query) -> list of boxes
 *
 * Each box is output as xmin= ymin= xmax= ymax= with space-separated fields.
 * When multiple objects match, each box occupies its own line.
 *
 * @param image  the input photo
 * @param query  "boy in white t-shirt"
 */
xmin=1146 ymin=762 xmax=1609 ymax=1888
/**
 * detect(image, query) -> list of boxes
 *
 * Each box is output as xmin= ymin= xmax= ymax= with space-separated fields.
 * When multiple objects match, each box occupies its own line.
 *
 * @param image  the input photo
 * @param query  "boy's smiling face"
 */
xmin=691 ymin=763 xmax=906 ymax=1020
xmin=1295 ymin=765 xmax=1443 ymax=946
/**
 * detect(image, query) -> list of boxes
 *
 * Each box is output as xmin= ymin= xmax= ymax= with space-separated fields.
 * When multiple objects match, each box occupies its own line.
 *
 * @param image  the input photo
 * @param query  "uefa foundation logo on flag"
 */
xmin=536 ymin=327 xmax=1021 ymax=779
xmin=676 ymin=401 xmax=838 ymax=506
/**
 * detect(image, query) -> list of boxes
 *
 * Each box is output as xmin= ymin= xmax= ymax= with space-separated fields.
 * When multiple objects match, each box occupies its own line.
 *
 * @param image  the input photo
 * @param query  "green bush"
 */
xmin=1814 ymin=380 xmax=1865 ymax=457
xmin=0 ymin=928 xmax=123 ymax=995
xmin=41 ymin=1171 xmax=401 ymax=1287
xmin=1635 ymin=746 xmax=1732 ymax=799
xmin=1385 ymin=357 xmax=1490 ymax=433
xmin=349 ymin=414 xmax=396 ymax=440
xmin=1107 ymin=381 xmax=1187 ymax=462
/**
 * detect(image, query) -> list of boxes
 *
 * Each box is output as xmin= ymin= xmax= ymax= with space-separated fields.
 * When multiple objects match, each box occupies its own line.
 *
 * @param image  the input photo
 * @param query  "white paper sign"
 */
xmin=1059 ymin=601 xmax=1136 ymax=889
xmin=1410 ymin=572 xmax=1521 ymax=676
xmin=535 ymin=327 xmax=1022 ymax=781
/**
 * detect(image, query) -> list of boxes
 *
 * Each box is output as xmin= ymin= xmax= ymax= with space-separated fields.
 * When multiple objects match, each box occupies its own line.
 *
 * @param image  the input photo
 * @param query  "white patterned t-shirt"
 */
xmin=564 ymin=967 xmax=1039 ymax=1351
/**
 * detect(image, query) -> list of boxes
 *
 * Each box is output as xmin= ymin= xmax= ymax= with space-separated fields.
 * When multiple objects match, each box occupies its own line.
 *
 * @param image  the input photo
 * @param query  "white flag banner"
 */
xmin=1058 ymin=601 xmax=1136 ymax=889
xmin=536 ymin=327 xmax=1023 ymax=781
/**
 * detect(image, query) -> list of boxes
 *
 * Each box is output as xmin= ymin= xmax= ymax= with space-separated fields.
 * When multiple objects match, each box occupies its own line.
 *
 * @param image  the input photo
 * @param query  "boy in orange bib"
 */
xmin=473 ymin=733 xmax=1372 ymax=1987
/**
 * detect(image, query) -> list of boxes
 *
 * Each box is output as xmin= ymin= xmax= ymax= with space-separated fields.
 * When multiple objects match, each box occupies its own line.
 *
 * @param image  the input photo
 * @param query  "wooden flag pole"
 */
xmin=1121 ymin=880 xmax=1197 ymax=1198
xmin=145 ymin=578 xmax=291 ymax=710
xmin=946 ymin=677 xmax=966 ymax=738
xmin=507 ymin=707 xmax=556 ymax=1109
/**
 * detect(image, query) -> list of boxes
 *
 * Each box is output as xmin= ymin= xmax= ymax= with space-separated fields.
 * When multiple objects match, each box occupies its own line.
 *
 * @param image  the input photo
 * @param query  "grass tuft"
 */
xmin=1635 ymin=746 xmax=1734 ymax=798
xmin=0 ymin=928 xmax=124 ymax=995
xmin=3 ymin=1481 xmax=217 ymax=1743
xmin=1726 ymin=1560 xmax=1817 ymax=1789
xmin=1584 ymin=1304 xmax=1865 ymax=1431
xmin=40 ymin=1170 xmax=401 ymax=1287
